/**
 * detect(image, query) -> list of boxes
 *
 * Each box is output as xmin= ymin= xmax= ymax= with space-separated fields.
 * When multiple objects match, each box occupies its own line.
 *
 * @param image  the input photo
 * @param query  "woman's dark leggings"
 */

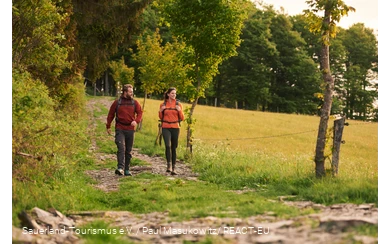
xmin=162 ymin=128 xmax=180 ymax=166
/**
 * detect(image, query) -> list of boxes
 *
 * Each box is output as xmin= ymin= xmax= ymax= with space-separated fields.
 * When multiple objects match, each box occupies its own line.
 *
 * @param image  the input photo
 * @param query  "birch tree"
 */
xmin=304 ymin=0 xmax=355 ymax=177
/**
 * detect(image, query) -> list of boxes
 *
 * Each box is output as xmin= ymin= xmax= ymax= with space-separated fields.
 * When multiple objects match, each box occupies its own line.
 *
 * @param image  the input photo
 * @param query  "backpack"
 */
xmin=115 ymin=97 xmax=135 ymax=126
xmin=160 ymin=100 xmax=182 ymax=126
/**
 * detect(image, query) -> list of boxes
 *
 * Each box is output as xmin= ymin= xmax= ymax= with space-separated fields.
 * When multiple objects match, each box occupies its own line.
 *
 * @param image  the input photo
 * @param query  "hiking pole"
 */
xmin=155 ymin=123 xmax=162 ymax=146
xmin=159 ymin=131 xmax=163 ymax=146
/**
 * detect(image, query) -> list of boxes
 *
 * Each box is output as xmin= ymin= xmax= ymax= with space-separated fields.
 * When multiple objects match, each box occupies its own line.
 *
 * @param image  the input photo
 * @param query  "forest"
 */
xmin=13 ymin=0 xmax=378 ymax=120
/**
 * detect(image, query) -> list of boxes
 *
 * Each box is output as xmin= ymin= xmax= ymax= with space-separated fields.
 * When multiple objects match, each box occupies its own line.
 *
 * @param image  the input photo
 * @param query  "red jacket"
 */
xmin=106 ymin=97 xmax=143 ymax=130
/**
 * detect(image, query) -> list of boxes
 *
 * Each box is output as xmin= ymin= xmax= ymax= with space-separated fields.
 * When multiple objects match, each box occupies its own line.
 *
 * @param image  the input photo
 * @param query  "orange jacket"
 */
xmin=158 ymin=99 xmax=185 ymax=128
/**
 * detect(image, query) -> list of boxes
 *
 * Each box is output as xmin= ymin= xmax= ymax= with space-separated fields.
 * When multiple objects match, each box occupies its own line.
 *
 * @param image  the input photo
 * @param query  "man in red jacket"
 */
xmin=106 ymin=84 xmax=143 ymax=176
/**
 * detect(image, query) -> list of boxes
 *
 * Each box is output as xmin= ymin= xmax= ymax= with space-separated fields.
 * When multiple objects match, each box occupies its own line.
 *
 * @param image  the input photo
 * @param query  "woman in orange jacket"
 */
xmin=159 ymin=87 xmax=185 ymax=175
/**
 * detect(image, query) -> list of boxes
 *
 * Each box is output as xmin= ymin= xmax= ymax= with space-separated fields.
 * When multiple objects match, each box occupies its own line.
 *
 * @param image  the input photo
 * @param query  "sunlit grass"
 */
xmin=107 ymin=173 xmax=309 ymax=220
xmin=139 ymin=98 xmax=377 ymax=170
xmin=12 ymin=96 xmax=377 ymax=232
xmin=136 ymin=98 xmax=378 ymax=204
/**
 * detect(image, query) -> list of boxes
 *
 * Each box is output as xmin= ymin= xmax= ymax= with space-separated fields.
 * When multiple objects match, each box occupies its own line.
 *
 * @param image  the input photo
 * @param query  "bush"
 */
xmin=12 ymin=69 xmax=88 ymax=182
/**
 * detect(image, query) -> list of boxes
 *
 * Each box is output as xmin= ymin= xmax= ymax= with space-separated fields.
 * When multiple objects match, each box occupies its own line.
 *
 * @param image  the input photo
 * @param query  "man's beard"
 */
xmin=125 ymin=94 xmax=133 ymax=99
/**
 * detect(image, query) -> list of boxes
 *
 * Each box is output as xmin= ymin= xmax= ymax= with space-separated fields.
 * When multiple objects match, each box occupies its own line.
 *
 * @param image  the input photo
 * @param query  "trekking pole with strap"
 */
xmin=155 ymin=122 xmax=163 ymax=146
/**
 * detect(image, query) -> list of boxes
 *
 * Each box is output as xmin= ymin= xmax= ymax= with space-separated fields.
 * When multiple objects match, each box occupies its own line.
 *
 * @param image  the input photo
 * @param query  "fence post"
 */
xmin=331 ymin=116 xmax=346 ymax=176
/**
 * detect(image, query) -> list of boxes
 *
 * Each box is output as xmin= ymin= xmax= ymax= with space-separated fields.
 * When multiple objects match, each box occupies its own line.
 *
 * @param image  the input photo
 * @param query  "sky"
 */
xmin=259 ymin=0 xmax=378 ymax=31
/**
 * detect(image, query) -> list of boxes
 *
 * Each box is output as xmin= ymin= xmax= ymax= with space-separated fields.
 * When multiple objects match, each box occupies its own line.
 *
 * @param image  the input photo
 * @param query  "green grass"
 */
xmin=76 ymin=220 xmax=131 ymax=244
xmin=103 ymin=173 xmax=309 ymax=220
xmin=85 ymin=96 xmax=377 ymax=206
xmin=12 ymin=95 xmax=378 ymax=240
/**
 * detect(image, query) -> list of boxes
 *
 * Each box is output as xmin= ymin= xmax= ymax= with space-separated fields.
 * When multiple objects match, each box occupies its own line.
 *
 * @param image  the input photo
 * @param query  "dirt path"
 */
xmin=85 ymin=97 xmax=200 ymax=192
xmin=14 ymin=97 xmax=377 ymax=244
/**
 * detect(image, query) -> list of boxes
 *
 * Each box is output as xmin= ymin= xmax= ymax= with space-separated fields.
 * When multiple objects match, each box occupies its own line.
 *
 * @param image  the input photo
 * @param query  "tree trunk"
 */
xmin=137 ymin=92 xmax=147 ymax=132
xmin=314 ymin=11 xmax=334 ymax=178
xmin=186 ymin=97 xmax=199 ymax=153
xmin=105 ymin=71 xmax=109 ymax=96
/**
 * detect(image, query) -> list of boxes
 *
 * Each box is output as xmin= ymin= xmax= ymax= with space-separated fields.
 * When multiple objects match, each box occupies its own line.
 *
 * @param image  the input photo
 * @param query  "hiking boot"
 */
xmin=124 ymin=170 xmax=132 ymax=176
xmin=166 ymin=164 xmax=172 ymax=173
xmin=171 ymin=170 xmax=178 ymax=176
xmin=115 ymin=168 xmax=124 ymax=175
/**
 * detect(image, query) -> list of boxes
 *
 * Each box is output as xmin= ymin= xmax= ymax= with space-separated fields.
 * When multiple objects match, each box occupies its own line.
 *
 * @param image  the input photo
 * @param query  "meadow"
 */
xmin=137 ymin=99 xmax=378 ymax=181
xmin=132 ymin=97 xmax=378 ymax=204
xmin=12 ymin=96 xmax=378 ymax=241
